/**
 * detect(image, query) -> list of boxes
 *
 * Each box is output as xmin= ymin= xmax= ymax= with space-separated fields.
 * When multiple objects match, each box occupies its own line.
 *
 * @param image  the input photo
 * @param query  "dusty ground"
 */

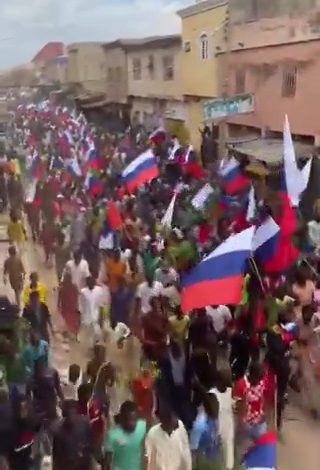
xmin=0 ymin=218 xmax=319 ymax=469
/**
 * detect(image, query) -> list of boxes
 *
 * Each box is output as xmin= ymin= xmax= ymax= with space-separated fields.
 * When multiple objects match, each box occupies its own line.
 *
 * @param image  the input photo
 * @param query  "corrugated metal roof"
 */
xmin=228 ymin=137 xmax=314 ymax=165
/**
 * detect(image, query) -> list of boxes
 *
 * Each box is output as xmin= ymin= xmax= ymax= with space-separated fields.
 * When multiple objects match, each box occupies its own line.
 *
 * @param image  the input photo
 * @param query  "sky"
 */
xmin=0 ymin=0 xmax=191 ymax=69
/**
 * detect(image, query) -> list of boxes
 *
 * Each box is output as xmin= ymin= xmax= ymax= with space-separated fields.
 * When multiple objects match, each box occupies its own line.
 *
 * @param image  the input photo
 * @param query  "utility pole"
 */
xmin=218 ymin=6 xmax=231 ymax=161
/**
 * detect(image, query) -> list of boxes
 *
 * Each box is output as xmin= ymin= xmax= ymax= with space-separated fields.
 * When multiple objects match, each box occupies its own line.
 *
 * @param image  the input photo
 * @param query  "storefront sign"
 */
xmin=203 ymin=93 xmax=254 ymax=121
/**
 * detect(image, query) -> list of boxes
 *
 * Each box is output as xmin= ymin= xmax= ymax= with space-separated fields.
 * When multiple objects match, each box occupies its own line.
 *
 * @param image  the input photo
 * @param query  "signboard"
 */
xmin=164 ymin=101 xmax=186 ymax=121
xmin=203 ymin=93 xmax=254 ymax=121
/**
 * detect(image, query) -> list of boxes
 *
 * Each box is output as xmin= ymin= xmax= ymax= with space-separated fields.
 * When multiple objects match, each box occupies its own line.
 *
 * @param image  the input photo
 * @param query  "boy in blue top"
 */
xmin=190 ymin=393 xmax=219 ymax=469
xmin=104 ymin=400 xmax=146 ymax=470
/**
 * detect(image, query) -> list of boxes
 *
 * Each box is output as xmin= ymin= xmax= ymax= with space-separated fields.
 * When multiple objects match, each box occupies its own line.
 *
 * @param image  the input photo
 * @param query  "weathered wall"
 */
xmin=104 ymin=47 xmax=129 ymax=103
xmin=230 ymin=0 xmax=320 ymax=23
xmin=217 ymin=40 xmax=320 ymax=138
xmin=127 ymin=44 xmax=182 ymax=100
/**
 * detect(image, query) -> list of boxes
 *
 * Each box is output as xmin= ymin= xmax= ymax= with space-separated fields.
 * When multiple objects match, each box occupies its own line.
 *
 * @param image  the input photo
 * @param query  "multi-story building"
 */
xmin=177 ymin=0 xmax=228 ymax=150
xmin=125 ymin=35 xmax=186 ymax=136
xmin=43 ymin=55 xmax=68 ymax=85
xmin=217 ymin=0 xmax=320 ymax=145
xmin=103 ymin=36 xmax=187 ymax=138
xmin=66 ymin=42 xmax=105 ymax=94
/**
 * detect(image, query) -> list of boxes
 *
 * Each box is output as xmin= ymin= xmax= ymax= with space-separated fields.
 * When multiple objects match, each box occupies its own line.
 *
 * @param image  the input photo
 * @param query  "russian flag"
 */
xmin=253 ymin=217 xmax=280 ymax=264
xmin=181 ymin=227 xmax=255 ymax=312
xmin=31 ymin=152 xmax=44 ymax=179
xmin=242 ymin=431 xmax=276 ymax=470
xmin=149 ymin=126 xmax=166 ymax=145
xmin=263 ymin=193 xmax=299 ymax=274
xmin=122 ymin=149 xmax=159 ymax=193
xmin=66 ymin=157 xmax=82 ymax=177
xmin=85 ymin=148 xmax=100 ymax=172
xmin=85 ymin=171 xmax=103 ymax=197
xmin=106 ymin=200 xmax=123 ymax=231
xmin=220 ymin=157 xmax=250 ymax=195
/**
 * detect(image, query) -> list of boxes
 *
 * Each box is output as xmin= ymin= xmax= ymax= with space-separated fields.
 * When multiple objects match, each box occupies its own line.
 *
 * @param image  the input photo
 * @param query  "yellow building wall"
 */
xmin=180 ymin=4 xmax=227 ymax=151
xmin=186 ymin=100 xmax=203 ymax=152
xmin=181 ymin=5 xmax=227 ymax=98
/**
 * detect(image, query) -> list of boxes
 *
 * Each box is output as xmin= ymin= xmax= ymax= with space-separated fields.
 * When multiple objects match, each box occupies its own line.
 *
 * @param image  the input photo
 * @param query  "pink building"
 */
xmin=217 ymin=3 xmax=320 ymax=144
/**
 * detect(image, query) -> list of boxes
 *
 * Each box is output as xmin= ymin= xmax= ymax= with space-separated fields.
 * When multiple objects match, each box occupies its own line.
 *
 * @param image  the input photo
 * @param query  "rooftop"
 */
xmin=32 ymin=42 xmax=65 ymax=64
xmin=228 ymin=137 xmax=314 ymax=165
xmin=177 ymin=0 xmax=227 ymax=18
xmin=103 ymin=35 xmax=181 ymax=51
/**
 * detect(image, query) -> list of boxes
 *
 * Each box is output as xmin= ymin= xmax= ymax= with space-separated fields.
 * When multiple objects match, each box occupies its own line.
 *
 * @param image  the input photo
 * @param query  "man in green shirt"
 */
xmin=105 ymin=401 xmax=146 ymax=470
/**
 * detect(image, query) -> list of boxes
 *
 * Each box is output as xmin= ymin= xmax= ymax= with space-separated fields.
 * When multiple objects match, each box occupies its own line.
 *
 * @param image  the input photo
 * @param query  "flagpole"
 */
xmin=249 ymin=258 xmax=266 ymax=294
xmin=303 ymin=257 xmax=320 ymax=280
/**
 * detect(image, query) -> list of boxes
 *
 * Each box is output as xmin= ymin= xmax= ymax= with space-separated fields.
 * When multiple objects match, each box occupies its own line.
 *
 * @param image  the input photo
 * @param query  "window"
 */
xmin=282 ymin=65 xmax=297 ymax=98
xmin=132 ymin=58 xmax=142 ymax=80
xmin=107 ymin=67 xmax=114 ymax=82
xmin=247 ymin=0 xmax=259 ymax=21
xmin=148 ymin=55 xmax=155 ymax=80
xmin=235 ymin=68 xmax=246 ymax=94
xmin=115 ymin=66 xmax=122 ymax=82
xmin=200 ymin=33 xmax=209 ymax=60
xmin=184 ymin=41 xmax=191 ymax=53
xmin=162 ymin=55 xmax=174 ymax=81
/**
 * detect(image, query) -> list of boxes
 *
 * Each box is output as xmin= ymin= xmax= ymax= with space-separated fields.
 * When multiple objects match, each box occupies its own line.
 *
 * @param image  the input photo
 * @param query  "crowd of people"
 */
xmin=0 ymin=98 xmax=319 ymax=470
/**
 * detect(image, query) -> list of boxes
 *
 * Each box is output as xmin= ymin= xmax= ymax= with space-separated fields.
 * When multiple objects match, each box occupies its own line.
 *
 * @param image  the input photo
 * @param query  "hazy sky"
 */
xmin=0 ymin=0 xmax=191 ymax=69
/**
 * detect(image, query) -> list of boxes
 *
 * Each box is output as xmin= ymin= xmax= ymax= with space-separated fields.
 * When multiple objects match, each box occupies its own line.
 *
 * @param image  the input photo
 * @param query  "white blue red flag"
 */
xmin=242 ymin=431 xmax=276 ymax=470
xmin=252 ymin=217 xmax=280 ymax=265
xmin=181 ymin=227 xmax=254 ymax=312
xmin=220 ymin=157 xmax=250 ymax=195
xmin=122 ymin=149 xmax=159 ymax=193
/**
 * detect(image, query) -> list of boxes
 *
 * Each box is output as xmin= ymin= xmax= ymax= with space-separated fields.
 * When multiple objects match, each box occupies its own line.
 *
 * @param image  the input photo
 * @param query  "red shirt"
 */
xmin=131 ymin=374 xmax=154 ymax=419
xmin=77 ymin=398 xmax=105 ymax=440
xmin=233 ymin=376 xmax=266 ymax=425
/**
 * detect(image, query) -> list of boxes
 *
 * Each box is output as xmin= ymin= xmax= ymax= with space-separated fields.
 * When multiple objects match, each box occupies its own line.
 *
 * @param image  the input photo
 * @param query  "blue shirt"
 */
xmin=190 ymin=412 xmax=218 ymax=459
xmin=23 ymin=340 xmax=49 ymax=375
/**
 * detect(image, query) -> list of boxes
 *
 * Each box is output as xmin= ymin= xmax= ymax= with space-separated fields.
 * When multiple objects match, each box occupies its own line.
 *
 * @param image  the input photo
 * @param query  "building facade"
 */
xmin=216 ymin=0 xmax=320 ymax=143
xmin=66 ymin=42 xmax=105 ymax=93
xmin=177 ymin=0 xmax=228 ymax=150
xmin=103 ymin=41 xmax=130 ymax=104
xmin=103 ymin=36 xmax=187 ymax=139
xmin=125 ymin=36 xmax=186 ymax=136
xmin=43 ymin=55 xmax=68 ymax=85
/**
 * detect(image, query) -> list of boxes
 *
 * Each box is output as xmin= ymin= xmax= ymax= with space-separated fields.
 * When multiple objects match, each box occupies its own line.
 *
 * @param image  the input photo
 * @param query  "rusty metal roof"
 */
xmin=228 ymin=137 xmax=314 ymax=165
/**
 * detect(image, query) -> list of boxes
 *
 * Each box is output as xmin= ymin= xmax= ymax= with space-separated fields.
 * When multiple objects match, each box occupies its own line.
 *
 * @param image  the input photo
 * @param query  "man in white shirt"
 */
xmin=79 ymin=276 xmax=107 ymax=352
xmin=146 ymin=405 xmax=192 ymax=470
xmin=135 ymin=279 xmax=163 ymax=316
xmin=154 ymin=261 xmax=178 ymax=287
xmin=205 ymin=305 xmax=232 ymax=335
xmin=63 ymin=250 xmax=90 ymax=291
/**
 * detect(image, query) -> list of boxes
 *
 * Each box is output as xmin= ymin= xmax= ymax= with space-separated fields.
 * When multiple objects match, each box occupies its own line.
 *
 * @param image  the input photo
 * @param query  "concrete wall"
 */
xmin=230 ymin=0 xmax=320 ymax=24
xmin=127 ymin=44 xmax=182 ymax=100
xmin=104 ymin=47 xmax=129 ymax=103
xmin=229 ymin=13 xmax=320 ymax=51
xmin=218 ymin=40 xmax=320 ymax=138
xmin=66 ymin=43 xmax=105 ymax=92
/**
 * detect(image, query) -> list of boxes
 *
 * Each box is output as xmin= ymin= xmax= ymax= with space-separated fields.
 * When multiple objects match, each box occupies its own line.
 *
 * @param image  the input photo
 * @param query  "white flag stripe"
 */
xmin=205 ymin=226 xmax=255 ymax=262
xmin=246 ymin=186 xmax=256 ymax=221
xmin=161 ymin=193 xmax=177 ymax=228
xmin=219 ymin=156 xmax=239 ymax=177
xmin=252 ymin=217 xmax=280 ymax=251
xmin=122 ymin=149 xmax=155 ymax=177
xmin=298 ymin=158 xmax=312 ymax=196
xmin=191 ymin=183 xmax=214 ymax=210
